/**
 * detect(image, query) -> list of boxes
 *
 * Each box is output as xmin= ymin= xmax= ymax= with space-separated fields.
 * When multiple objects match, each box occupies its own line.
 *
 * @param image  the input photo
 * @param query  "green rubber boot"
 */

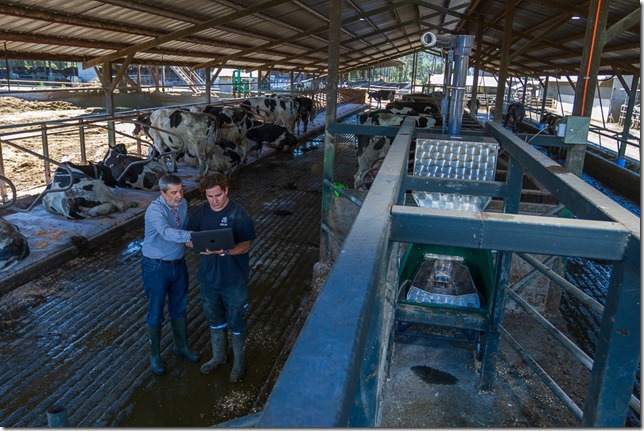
xmin=171 ymin=318 xmax=201 ymax=362
xmin=200 ymin=328 xmax=227 ymax=374
xmin=229 ymin=332 xmax=246 ymax=383
xmin=147 ymin=325 xmax=166 ymax=375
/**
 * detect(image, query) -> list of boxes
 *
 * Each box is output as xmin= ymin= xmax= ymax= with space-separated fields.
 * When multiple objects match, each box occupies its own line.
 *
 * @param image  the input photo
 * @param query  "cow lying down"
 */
xmin=103 ymin=144 xmax=168 ymax=191
xmin=42 ymin=165 xmax=137 ymax=220
xmin=0 ymin=218 xmax=30 ymax=272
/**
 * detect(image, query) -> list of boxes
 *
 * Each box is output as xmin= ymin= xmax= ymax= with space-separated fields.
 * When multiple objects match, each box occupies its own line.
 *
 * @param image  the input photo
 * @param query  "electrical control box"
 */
xmin=562 ymin=115 xmax=591 ymax=144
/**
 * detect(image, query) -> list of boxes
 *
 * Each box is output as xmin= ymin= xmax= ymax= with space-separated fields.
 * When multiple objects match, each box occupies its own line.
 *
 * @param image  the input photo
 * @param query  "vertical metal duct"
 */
xmin=421 ymin=32 xmax=476 ymax=136
xmin=448 ymin=35 xmax=475 ymax=136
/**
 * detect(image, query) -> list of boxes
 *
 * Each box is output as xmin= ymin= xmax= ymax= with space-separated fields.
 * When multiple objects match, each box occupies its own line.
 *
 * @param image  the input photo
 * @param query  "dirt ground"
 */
xmin=0 ymin=96 xmax=122 ymax=197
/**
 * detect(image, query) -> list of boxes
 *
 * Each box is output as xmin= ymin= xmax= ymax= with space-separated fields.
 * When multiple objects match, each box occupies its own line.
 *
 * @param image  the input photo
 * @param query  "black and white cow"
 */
xmin=539 ymin=113 xmax=567 ymax=158
xmin=0 ymin=218 xmax=29 ymax=272
xmin=368 ymin=90 xmax=395 ymax=108
xmin=361 ymin=112 xmax=436 ymax=128
xmin=246 ymin=121 xmax=298 ymax=154
xmin=42 ymin=165 xmax=137 ymax=219
xmin=504 ymin=102 xmax=526 ymax=132
xmin=241 ymin=96 xmax=298 ymax=134
xmin=148 ymin=108 xmax=220 ymax=179
xmin=385 ymin=100 xmax=436 ymax=115
xmin=293 ymin=96 xmax=315 ymax=134
xmin=102 ymin=144 xmax=168 ymax=190
xmin=132 ymin=115 xmax=152 ymax=140
xmin=539 ymin=112 xmax=565 ymax=136
xmin=198 ymin=105 xmax=252 ymax=163
xmin=354 ymin=135 xmax=392 ymax=189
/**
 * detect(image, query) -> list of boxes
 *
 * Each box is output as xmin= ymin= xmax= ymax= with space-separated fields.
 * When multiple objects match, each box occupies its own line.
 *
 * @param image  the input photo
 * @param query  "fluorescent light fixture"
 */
xmin=571 ymin=15 xmax=581 ymax=19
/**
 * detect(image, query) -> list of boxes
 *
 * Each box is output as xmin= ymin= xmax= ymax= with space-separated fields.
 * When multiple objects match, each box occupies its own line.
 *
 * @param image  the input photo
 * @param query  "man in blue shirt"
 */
xmin=187 ymin=172 xmax=256 ymax=383
xmin=141 ymin=174 xmax=200 ymax=375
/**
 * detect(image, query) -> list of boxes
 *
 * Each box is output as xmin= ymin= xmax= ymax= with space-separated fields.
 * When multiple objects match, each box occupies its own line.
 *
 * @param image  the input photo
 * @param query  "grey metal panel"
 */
xmin=390 ymin=205 xmax=631 ymax=260
xmin=402 ymin=175 xmax=507 ymax=196
xmin=396 ymin=302 xmax=488 ymax=331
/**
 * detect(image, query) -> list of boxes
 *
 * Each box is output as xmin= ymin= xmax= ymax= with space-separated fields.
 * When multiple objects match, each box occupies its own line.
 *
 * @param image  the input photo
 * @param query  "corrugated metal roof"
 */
xmin=0 ymin=0 xmax=639 ymax=78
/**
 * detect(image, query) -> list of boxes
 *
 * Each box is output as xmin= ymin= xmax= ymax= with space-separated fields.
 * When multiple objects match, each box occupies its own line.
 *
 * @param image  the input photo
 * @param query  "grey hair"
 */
xmin=159 ymin=174 xmax=183 ymax=192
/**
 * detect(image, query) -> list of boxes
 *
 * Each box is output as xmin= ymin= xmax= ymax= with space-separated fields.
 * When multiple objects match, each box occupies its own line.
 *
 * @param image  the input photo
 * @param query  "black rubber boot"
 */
xmin=147 ymin=325 xmax=166 ymax=375
xmin=229 ymin=332 xmax=246 ymax=383
xmin=171 ymin=318 xmax=201 ymax=362
xmin=200 ymin=328 xmax=227 ymax=374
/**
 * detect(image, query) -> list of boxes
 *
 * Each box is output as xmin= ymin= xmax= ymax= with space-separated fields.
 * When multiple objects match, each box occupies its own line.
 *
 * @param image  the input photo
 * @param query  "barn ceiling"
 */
xmin=0 ymin=0 xmax=639 ymax=79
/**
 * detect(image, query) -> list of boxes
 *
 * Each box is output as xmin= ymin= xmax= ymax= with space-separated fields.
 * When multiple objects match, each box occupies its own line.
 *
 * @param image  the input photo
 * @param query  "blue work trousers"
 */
xmin=199 ymin=280 xmax=248 ymax=334
xmin=141 ymin=257 xmax=189 ymax=327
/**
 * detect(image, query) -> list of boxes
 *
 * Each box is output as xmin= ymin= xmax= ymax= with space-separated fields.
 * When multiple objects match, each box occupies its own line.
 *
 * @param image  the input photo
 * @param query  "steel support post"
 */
xmin=479 ymin=153 xmax=523 ymax=390
xmin=319 ymin=0 xmax=340 ymax=263
xmin=582 ymin=241 xmax=641 ymax=426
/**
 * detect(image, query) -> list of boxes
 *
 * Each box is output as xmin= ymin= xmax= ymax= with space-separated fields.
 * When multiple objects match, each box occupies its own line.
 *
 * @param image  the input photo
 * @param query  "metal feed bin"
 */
xmin=395 ymin=136 xmax=499 ymax=353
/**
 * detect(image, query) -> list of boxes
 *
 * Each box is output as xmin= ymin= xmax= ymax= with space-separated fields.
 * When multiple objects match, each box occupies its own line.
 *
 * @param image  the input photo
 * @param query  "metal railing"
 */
xmin=255 ymin=117 xmax=640 ymax=427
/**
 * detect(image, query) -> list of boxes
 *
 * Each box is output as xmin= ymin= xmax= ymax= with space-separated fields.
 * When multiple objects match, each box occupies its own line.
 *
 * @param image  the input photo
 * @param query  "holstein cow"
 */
xmin=362 ymin=112 xmax=436 ymax=128
xmin=241 ymin=96 xmax=298 ymax=134
xmin=0 ymin=218 xmax=29 ymax=272
xmin=503 ymin=102 xmax=526 ymax=132
xmin=368 ymin=90 xmax=395 ymax=108
xmin=102 ymin=144 xmax=168 ymax=190
xmin=198 ymin=105 xmax=253 ymax=163
xmin=132 ymin=115 xmax=152 ymax=140
xmin=42 ymin=165 xmax=137 ymax=219
xmin=148 ymin=108 xmax=220 ymax=179
xmin=246 ymin=120 xmax=298 ymax=154
xmin=293 ymin=96 xmax=315 ymax=134
xmin=354 ymin=135 xmax=392 ymax=189
xmin=540 ymin=113 xmax=567 ymax=158
xmin=358 ymin=108 xmax=421 ymax=124
xmin=540 ymin=112 xmax=565 ymax=136
xmin=386 ymin=100 xmax=437 ymax=115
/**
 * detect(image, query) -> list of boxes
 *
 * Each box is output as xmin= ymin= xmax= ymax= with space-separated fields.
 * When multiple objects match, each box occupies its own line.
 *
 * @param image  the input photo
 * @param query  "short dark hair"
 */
xmin=159 ymin=174 xmax=183 ymax=192
xmin=199 ymin=172 xmax=228 ymax=193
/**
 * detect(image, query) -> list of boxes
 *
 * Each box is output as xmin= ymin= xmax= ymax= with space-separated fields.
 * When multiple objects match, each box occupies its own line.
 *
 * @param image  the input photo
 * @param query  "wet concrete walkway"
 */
xmin=0 ymin=106 xmax=361 ymax=426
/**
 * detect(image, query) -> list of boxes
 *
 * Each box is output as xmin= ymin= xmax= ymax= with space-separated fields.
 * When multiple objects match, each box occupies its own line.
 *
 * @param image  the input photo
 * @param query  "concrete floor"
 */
xmin=0 ymin=104 xmax=362 ymax=427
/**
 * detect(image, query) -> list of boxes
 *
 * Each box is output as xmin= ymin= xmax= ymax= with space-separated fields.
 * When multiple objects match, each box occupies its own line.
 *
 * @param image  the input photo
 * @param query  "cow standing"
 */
xmin=540 ymin=113 xmax=567 ymax=158
xmin=200 ymin=105 xmax=252 ymax=163
xmin=42 ymin=165 xmax=137 ymax=219
xmin=540 ymin=112 xmax=565 ymax=136
xmin=504 ymin=102 xmax=525 ymax=132
xmin=354 ymin=135 xmax=392 ymax=189
xmin=361 ymin=112 xmax=436 ymax=128
xmin=293 ymin=96 xmax=315 ymax=134
xmin=148 ymin=108 xmax=220 ymax=179
xmin=368 ymin=90 xmax=395 ymax=108
xmin=241 ymin=96 xmax=298 ymax=134
xmin=132 ymin=115 xmax=152 ymax=140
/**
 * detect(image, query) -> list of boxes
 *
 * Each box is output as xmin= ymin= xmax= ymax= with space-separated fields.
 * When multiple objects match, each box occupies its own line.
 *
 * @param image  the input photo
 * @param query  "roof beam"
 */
xmin=83 ymin=0 xmax=292 ymax=68
xmin=256 ymin=14 xmax=432 ymax=71
xmin=193 ymin=0 xmax=411 ymax=71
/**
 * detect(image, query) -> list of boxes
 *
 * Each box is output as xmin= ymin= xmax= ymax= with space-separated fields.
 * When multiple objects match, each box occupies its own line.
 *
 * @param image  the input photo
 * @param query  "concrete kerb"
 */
xmin=0 ymin=103 xmax=368 ymax=295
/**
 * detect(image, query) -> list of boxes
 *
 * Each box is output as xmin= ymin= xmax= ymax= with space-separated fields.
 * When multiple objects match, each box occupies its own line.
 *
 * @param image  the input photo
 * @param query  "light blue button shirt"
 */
xmin=141 ymin=194 xmax=192 ymax=260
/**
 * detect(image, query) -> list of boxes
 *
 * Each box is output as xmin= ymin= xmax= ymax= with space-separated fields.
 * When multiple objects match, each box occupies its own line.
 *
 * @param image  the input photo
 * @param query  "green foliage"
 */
xmin=347 ymin=51 xmax=445 ymax=84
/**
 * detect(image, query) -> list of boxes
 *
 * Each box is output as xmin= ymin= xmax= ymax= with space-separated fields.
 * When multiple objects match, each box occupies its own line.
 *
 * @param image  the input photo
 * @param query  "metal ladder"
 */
xmin=170 ymin=66 xmax=205 ymax=94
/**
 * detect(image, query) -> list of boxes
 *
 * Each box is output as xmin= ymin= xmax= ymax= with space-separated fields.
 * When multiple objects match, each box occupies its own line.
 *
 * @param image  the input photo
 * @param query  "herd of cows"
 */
xmin=0 ymin=94 xmax=315 ymax=273
xmin=0 ymin=90 xmax=567 ymax=274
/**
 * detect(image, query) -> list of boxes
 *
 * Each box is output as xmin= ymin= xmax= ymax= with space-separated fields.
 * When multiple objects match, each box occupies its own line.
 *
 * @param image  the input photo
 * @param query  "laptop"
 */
xmin=191 ymin=228 xmax=235 ymax=253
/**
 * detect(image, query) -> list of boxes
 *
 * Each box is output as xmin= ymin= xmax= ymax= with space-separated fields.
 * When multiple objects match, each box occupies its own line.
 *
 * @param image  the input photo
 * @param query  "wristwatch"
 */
xmin=224 ymin=249 xmax=230 ymax=256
